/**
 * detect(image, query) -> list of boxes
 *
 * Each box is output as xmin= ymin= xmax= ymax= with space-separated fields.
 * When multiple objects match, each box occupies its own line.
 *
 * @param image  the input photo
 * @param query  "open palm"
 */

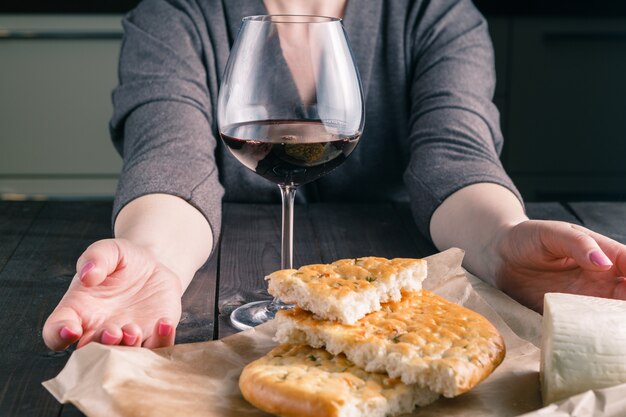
xmin=43 ymin=239 xmax=183 ymax=351
xmin=495 ymin=220 xmax=626 ymax=312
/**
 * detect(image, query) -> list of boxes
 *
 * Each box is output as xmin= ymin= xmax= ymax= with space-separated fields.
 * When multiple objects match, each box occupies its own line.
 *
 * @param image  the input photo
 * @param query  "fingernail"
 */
xmin=60 ymin=326 xmax=79 ymax=340
xmin=590 ymin=250 xmax=613 ymax=267
xmin=101 ymin=330 xmax=119 ymax=345
xmin=79 ymin=261 xmax=95 ymax=282
xmin=122 ymin=331 xmax=138 ymax=345
xmin=158 ymin=322 xmax=172 ymax=337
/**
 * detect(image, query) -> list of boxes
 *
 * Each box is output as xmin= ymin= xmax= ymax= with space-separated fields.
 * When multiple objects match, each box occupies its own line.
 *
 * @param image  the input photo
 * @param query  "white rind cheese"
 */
xmin=541 ymin=292 xmax=626 ymax=405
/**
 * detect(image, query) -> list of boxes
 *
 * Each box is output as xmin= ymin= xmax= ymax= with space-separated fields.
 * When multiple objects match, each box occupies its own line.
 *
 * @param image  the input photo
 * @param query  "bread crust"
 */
xmin=275 ymin=290 xmax=505 ymax=398
xmin=267 ymin=257 xmax=427 ymax=324
xmin=239 ymin=344 xmax=438 ymax=417
xmin=240 ymin=366 xmax=339 ymax=417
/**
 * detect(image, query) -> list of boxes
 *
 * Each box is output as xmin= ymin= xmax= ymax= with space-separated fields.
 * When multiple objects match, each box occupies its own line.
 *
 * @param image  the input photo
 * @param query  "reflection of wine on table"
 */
xmin=220 ymin=120 xmax=361 ymax=186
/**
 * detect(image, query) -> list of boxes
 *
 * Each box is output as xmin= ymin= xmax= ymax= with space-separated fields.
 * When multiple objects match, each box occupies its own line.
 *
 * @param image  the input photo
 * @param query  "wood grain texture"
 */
xmin=2 ymin=201 xmax=625 ymax=417
xmin=217 ymin=203 xmax=279 ymax=338
xmin=0 ymin=202 xmax=112 ymax=353
xmin=394 ymin=203 xmax=439 ymax=256
xmin=58 ymin=404 xmax=86 ymax=417
xmin=0 ymin=201 xmax=113 ymax=417
xmin=525 ymin=202 xmax=581 ymax=223
xmin=0 ymin=200 xmax=219 ymax=417
xmin=0 ymin=201 xmax=43 ymax=274
xmin=216 ymin=203 xmax=436 ymax=337
xmin=217 ymin=203 xmax=321 ymax=338
xmin=568 ymin=202 xmax=626 ymax=243
xmin=307 ymin=203 xmax=435 ymax=261
xmin=177 ymin=252 xmax=218 ymax=344
xmin=0 ymin=354 xmax=71 ymax=417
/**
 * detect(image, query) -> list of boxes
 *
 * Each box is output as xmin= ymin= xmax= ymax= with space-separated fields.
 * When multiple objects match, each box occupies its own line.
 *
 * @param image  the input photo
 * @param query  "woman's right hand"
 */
xmin=42 ymin=238 xmax=183 ymax=351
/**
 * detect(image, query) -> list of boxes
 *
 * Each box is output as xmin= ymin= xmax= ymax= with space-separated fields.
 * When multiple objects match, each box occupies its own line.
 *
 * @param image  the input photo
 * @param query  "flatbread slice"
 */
xmin=239 ymin=344 xmax=439 ymax=417
xmin=267 ymin=257 xmax=427 ymax=324
xmin=275 ymin=290 xmax=505 ymax=398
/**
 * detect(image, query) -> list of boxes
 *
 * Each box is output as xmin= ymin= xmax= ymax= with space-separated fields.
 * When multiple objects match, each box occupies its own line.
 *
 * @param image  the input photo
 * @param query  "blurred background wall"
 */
xmin=1 ymin=0 xmax=626 ymax=201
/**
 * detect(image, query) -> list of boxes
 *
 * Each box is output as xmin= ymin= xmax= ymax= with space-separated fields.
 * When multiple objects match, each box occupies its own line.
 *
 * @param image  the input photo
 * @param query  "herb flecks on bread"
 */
xmin=267 ymin=257 xmax=427 ymax=324
xmin=275 ymin=290 xmax=505 ymax=398
xmin=239 ymin=344 xmax=439 ymax=417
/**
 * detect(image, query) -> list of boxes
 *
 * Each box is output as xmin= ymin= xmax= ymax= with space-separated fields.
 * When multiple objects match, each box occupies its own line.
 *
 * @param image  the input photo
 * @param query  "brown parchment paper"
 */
xmin=42 ymin=248 xmax=626 ymax=417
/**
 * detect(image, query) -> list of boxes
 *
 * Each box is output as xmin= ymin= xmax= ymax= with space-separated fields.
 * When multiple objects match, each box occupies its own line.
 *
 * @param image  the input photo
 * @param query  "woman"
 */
xmin=43 ymin=0 xmax=626 ymax=350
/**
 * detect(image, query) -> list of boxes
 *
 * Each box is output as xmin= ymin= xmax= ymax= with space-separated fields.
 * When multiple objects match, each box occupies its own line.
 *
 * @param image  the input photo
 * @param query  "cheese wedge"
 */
xmin=239 ymin=344 xmax=439 ymax=417
xmin=267 ymin=257 xmax=427 ymax=324
xmin=541 ymin=292 xmax=626 ymax=405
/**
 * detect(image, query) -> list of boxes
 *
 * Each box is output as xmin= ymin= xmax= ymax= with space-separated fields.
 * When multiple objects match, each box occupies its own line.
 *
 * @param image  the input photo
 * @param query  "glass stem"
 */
xmin=279 ymin=184 xmax=296 ymax=270
xmin=271 ymin=184 xmax=297 ymax=310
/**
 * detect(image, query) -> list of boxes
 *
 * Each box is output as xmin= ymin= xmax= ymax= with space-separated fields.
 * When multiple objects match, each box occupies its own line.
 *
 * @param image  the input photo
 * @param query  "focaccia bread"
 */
xmin=266 ymin=257 xmax=427 ymax=324
xmin=239 ymin=344 xmax=439 ymax=417
xmin=275 ymin=290 xmax=505 ymax=398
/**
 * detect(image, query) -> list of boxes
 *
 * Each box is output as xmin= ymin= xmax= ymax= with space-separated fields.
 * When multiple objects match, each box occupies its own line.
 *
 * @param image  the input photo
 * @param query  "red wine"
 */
xmin=220 ymin=120 xmax=361 ymax=186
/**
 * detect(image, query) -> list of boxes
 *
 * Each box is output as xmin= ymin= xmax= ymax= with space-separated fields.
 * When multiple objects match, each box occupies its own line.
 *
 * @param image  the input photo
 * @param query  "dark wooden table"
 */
xmin=1 ymin=200 xmax=624 ymax=416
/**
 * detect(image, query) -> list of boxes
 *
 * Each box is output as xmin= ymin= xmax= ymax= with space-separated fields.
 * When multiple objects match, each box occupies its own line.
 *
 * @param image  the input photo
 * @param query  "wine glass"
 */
xmin=217 ymin=14 xmax=364 ymax=330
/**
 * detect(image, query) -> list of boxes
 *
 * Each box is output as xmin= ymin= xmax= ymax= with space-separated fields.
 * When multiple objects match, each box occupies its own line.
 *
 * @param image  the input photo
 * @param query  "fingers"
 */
xmin=541 ymin=222 xmax=613 ymax=272
xmin=100 ymin=325 xmax=123 ymax=345
xmin=97 ymin=324 xmax=143 ymax=347
xmin=75 ymin=324 xmax=141 ymax=348
xmin=121 ymin=323 xmax=143 ymax=347
xmin=76 ymin=323 xmax=143 ymax=348
xmin=613 ymin=277 xmax=626 ymax=300
xmin=76 ymin=329 xmax=97 ymax=349
xmin=76 ymin=239 xmax=123 ymax=287
xmin=43 ymin=307 xmax=83 ymax=351
xmin=571 ymin=225 xmax=626 ymax=276
xmin=142 ymin=318 xmax=176 ymax=349
xmin=75 ymin=320 xmax=173 ymax=349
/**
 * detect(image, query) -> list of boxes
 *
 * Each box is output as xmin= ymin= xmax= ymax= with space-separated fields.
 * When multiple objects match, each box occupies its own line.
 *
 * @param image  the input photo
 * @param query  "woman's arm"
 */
xmin=114 ymin=193 xmax=213 ymax=293
xmin=403 ymin=0 xmax=522 ymax=244
xmin=430 ymin=183 xmax=527 ymax=285
xmin=110 ymin=0 xmax=225 ymax=250
xmin=403 ymin=0 xmax=626 ymax=311
xmin=42 ymin=194 xmax=213 ymax=351
xmin=430 ymin=183 xmax=626 ymax=312
xmin=43 ymin=0 xmax=223 ymax=351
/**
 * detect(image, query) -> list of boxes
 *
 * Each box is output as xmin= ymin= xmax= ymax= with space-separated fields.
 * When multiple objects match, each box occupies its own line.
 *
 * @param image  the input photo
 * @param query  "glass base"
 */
xmin=230 ymin=300 xmax=293 ymax=331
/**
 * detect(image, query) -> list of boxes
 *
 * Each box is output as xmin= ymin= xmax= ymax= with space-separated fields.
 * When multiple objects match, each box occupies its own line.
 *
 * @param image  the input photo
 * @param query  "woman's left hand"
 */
xmin=494 ymin=220 xmax=626 ymax=312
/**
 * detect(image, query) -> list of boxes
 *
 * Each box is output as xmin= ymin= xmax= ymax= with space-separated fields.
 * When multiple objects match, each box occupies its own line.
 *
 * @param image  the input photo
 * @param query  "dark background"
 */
xmin=2 ymin=0 xmax=626 ymax=16
xmin=1 ymin=1 xmax=626 ymax=202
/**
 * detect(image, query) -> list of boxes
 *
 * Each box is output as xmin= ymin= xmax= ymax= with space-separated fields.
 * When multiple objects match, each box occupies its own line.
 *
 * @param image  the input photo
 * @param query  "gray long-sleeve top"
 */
xmin=110 ymin=0 xmax=521 ymax=249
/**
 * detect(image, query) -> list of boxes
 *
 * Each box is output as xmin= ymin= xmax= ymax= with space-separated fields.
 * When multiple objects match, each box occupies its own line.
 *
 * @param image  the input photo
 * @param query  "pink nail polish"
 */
xmin=158 ymin=322 xmax=172 ymax=337
xmin=79 ymin=261 xmax=95 ymax=282
xmin=590 ymin=251 xmax=613 ymax=267
xmin=123 ymin=331 xmax=138 ymax=345
xmin=60 ymin=326 xmax=79 ymax=340
xmin=101 ymin=330 xmax=119 ymax=345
